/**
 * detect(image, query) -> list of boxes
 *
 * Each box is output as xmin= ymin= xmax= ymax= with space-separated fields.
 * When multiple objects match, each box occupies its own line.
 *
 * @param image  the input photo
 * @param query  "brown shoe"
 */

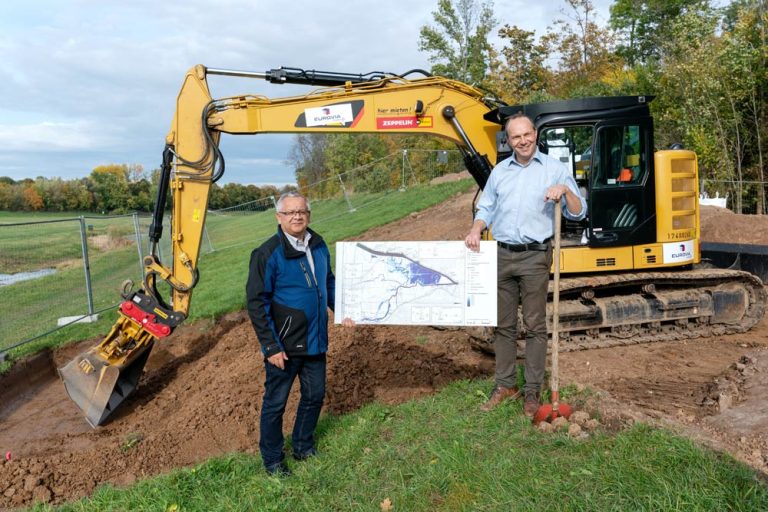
xmin=523 ymin=390 xmax=541 ymax=417
xmin=480 ymin=385 xmax=522 ymax=412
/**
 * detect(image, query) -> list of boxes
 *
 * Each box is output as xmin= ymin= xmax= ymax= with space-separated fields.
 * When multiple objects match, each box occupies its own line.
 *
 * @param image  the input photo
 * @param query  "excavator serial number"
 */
xmin=667 ymin=231 xmax=694 ymax=240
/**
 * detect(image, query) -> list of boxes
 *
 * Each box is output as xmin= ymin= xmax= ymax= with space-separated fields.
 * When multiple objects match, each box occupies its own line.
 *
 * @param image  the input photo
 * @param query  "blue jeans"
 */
xmin=259 ymin=353 xmax=326 ymax=468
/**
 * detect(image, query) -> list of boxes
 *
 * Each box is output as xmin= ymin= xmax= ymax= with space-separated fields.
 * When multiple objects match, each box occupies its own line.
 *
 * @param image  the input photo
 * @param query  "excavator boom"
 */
xmin=58 ymin=64 xmax=502 ymax=426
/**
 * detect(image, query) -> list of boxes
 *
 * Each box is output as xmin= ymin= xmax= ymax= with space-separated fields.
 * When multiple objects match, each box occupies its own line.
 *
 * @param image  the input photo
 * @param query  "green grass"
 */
xmin=36 ymin=380 xmax=768 ymax=511
xmin=0 ymin=180 xmax=474 ymax=362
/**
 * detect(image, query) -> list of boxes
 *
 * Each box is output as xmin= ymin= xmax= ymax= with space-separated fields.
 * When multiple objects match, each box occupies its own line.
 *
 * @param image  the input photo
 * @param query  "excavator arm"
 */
xmin=59 ymin=64 xmax=504 ymax=427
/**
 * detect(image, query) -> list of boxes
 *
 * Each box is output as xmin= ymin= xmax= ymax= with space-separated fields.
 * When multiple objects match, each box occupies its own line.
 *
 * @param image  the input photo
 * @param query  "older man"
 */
xmin=247 ymin=191 xmax=351 ymax=476
xmin=465 ymin=113 xmax=586 ymax=417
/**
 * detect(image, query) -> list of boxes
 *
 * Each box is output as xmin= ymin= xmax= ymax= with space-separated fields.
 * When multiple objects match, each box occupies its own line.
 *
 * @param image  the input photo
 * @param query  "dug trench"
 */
xmin=1 ymin=185 xmax=767 ymax=508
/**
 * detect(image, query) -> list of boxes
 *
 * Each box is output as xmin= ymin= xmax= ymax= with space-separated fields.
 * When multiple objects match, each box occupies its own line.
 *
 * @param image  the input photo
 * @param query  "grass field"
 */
xmin=41 ymin=380 xmax=768 ymax=512
xmin=0 ymin=180 xmax=474 ymax=362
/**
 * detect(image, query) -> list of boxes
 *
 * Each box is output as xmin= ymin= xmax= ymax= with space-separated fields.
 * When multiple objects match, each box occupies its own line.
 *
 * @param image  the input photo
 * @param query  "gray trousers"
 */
xmin=493 ymin=243 xmax=552 ymax=393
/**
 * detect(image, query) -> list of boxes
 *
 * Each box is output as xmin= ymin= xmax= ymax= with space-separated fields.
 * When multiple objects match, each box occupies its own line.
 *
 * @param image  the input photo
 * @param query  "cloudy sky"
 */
xmin=0 ymin=0 xmax=612 ymax=187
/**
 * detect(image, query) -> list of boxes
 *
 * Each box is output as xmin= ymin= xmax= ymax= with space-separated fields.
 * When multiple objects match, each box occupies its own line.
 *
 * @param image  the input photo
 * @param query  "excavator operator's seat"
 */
xmin=613 ymin=203 xmax=638 ymax=228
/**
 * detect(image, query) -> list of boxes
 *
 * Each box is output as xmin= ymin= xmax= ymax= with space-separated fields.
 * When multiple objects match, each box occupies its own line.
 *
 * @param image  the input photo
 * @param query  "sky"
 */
xmin=0 ymin=0 xmax=612 ymax=187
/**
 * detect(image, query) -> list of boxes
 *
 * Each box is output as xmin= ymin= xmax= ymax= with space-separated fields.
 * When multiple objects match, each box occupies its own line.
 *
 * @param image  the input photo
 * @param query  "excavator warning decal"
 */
xmin=377 ymin=116 xmax=433 ymax=129
xmin=295 ymin=100 xmax=364 ymax=128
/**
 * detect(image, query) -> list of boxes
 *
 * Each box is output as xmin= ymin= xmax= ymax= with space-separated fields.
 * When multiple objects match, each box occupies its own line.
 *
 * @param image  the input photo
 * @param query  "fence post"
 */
xmin=401 ymin=149 xmax=407 ymax=191
xmin=132 ymin=212 xmax=145 ymax=278
xmin=78 ymin=216 xmax=95 ymax=316
xmin=203 ymin=225 xmax=215 ymax=253
xmin=337 ymin=174 xmax=356 ymax=213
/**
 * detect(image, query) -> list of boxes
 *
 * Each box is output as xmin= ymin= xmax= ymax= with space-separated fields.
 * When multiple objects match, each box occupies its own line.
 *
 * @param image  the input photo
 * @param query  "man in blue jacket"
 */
xmin=246 ymin=191 xmax=351 ymax=476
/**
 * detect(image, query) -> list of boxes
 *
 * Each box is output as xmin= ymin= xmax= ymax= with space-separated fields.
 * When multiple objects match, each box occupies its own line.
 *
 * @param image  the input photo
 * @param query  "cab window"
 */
xmin=592 ymin=124 xmax=644 ymax=188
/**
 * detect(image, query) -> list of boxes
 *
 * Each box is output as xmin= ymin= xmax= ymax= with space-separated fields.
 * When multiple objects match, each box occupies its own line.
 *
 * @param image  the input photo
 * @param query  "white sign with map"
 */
xmin=334 ymin=241 xmax=497 ymax=326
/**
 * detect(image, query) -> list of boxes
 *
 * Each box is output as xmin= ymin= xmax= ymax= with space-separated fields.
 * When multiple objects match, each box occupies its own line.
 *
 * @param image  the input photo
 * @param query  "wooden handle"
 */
xmin=551 ymin=200 xmax=561 ymax=394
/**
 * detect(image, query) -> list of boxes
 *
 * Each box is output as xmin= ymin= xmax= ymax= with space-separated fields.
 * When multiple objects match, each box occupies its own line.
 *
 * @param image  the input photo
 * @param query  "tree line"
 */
xmin=0 ymin=164 xmax=292 ymax=214
xmin=289 ymin=0 xmax=766 ymax=213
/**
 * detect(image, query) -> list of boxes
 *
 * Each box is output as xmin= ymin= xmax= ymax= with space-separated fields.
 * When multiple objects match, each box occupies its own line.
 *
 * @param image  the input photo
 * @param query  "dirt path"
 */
xmin=1 ymin=188 xmax=767 ymax=508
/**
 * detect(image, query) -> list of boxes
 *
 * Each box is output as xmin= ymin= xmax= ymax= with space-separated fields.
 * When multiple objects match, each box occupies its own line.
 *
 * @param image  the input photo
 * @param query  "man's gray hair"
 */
xmin=276 ymin=191 xmax=311 ymax=212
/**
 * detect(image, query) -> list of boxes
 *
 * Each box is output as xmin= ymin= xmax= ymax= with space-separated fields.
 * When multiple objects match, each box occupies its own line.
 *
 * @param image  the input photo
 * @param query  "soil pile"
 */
xmin=1 ymin=188 xmax=767 ymax=508
xmin=700 ymin=205 xmax=768 ymax=244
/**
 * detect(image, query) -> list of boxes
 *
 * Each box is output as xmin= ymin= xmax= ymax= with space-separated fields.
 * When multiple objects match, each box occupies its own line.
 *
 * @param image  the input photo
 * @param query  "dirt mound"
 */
xmin=88 ymin=234 xmax=134 ymax=251
xmin=1 ymin=190 xmax=767 ymax=508
xmin=700 ymin=205 xmax=768 ymax=244
xmin=0 ymin=309 xmax=490 ymax=508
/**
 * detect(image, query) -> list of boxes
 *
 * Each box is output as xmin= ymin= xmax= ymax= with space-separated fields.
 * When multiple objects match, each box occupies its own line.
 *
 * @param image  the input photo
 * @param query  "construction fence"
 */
xmin=0 ymin=149 xmax=467 ymax=354
xmin=700 ymin=179 xmax=768 ymax=214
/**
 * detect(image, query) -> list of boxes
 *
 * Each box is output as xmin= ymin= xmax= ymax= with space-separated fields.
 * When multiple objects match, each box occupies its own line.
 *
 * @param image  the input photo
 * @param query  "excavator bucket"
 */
xmin=58 ymin=340 xmax=153 ymax=427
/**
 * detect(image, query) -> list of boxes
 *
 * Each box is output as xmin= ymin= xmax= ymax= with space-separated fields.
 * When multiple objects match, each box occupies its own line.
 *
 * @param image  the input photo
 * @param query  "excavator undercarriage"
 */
xmin=471 ymin=268 xmax=766 ymax=353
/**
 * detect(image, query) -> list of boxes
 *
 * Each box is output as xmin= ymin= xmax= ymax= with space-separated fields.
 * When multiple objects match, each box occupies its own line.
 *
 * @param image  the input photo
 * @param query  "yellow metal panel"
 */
xmin=213 ymin=79 xmax=499 ymax=162
xmin=632 ymin=242 xmax=700 ymax=269
xmin=654 ymin=150 xmax=700 ymax=262
xmin=560 ymin=246 xmax=635 ymax=273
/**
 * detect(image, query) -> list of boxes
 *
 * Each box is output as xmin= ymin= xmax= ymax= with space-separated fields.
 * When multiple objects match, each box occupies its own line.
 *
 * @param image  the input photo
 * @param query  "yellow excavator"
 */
xmin=59 ymin=64 xmax=766 ymax=427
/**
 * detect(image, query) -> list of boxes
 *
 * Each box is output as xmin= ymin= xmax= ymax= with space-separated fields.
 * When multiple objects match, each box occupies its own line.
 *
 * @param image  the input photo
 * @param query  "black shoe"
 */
xmin=265 ymin=461 xmax=292 ymax=477
xmin=293 ymin=448 xmax=317 ymax=461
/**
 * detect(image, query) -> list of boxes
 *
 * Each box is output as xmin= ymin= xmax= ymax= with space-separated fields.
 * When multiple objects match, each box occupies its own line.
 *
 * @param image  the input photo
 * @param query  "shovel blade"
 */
xmin=58 ymin=341 xmax=153 ymax=427
xmin=532 ymin=402 xmax=573 ymax=425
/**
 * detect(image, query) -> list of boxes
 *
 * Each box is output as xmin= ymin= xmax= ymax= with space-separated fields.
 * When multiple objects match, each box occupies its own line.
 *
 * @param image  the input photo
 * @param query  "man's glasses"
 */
xmin=278 ymin=210 xmax=310 ymax=217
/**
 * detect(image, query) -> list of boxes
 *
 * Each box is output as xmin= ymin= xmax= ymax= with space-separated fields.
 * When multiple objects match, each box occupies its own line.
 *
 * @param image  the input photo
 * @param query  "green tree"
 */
xmin=491 ymin=25 xmax=556 ymax=103
xmin=324 ymin=134 xmax=392 ymax=195
xmin=418 ymin=0 xmax=497 ymax=86
xmin=655 ymin=3 xmax=767 ymax=213
xmin=548 ymin=0 xmax=622 ymax=97
xmin=610 ymin=0 xmax=707 ymax=65
xmin=89 ymin=164 xmax=131 ymax=213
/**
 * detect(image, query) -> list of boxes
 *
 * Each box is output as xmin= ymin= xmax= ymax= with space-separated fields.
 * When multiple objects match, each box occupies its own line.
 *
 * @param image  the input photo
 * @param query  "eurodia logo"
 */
xmin=662 ymin=240 xmax=694 ymax=263
xmin=305 ymin=104 xmax=354 ymax=127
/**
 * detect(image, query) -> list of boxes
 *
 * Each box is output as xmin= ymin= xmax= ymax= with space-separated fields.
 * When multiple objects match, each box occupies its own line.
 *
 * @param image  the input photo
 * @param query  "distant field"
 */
xmin=0 ymin=179 xmax=475 ymax=357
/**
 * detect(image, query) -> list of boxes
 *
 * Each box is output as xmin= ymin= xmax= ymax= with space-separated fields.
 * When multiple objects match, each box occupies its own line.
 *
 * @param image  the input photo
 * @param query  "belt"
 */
xmin=498 ymin=239 xmax=551 ymax=252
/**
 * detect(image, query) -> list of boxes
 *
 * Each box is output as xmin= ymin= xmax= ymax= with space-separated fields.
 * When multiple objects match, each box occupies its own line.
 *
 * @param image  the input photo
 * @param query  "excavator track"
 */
xmin=470 ymin=268 xmax=766 ymax=353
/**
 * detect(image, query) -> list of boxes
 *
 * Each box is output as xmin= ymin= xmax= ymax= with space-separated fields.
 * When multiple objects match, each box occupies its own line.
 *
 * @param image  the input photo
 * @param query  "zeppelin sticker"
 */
xmin=662 ymin=240 xmax=694 ymax=264
xmin=376 ymin=116 xmax=433 ymax=129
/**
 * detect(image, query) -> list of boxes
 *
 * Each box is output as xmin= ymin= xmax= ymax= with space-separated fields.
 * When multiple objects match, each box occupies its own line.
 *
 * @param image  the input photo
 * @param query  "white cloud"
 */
xmin=0 ymin=0 xmax=613 ymax=183
xmin=0 ymin=120 xmax=119 ymax=151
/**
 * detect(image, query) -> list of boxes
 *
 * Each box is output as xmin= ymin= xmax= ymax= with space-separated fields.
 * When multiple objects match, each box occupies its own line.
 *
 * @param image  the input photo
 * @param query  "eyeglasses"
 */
xmin=278 ymin=210 xmax=310 ymax=217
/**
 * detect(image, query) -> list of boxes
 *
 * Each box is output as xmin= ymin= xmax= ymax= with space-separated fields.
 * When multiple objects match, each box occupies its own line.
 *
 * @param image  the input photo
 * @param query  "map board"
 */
xmin=334 ymin=241 xmax=497 ymax=326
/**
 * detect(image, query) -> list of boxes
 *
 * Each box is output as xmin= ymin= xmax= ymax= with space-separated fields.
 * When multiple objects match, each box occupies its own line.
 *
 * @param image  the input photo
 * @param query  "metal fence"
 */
xmin=0 ymin=149 xmax=468 ymax=354
xmin=0 ymin=214 xmax=214 ymax=355
xmin=700 ymin=179 xmax=768 ymax=214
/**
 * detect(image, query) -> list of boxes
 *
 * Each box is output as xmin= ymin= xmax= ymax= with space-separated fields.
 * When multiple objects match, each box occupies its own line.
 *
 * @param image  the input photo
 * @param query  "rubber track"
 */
xmin=470 ymin=269 xmax=767 ymax=353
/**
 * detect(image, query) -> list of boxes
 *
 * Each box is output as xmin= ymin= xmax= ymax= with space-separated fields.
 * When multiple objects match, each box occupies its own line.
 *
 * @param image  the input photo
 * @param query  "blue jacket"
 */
xmin=246 ymin=226 xmax=335 ymax=357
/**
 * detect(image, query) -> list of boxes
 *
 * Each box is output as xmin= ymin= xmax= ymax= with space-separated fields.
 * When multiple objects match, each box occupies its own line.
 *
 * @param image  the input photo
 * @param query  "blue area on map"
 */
xmin=408 ymin=262 xmax=442 ymax=285
xmin=360 ymin=252 xmax=453 ymax=323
